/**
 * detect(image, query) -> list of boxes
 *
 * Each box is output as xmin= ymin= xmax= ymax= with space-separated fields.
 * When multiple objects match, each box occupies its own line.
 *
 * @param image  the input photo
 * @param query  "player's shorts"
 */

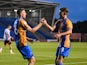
xmin=56 ymin=47 xmax=70 ymax=57
xmin=16 ymin=41 xmax=33 ymax=59
xmin=4 ymin=40 xmax=11 ymax=45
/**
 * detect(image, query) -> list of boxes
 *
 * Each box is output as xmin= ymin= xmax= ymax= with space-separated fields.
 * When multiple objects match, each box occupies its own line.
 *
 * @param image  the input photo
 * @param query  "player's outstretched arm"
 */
xmin=42 ymin=18 xmax=56 ymax=31
xmin=27 ymin=18 xmax=44 ymax=33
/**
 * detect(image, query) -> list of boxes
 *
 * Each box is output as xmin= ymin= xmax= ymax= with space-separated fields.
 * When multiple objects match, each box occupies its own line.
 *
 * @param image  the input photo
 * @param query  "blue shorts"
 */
xmin=56 ymin=47 xmax=70 ymax=57
xmin=16 ymin=41 xmax=33 ymax=59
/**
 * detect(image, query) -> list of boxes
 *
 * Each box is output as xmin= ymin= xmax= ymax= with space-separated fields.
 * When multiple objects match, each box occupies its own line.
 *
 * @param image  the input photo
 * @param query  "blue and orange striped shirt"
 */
xmin=59 ymin=18 xmax=73 ymax=48
xmin=14 ymin=18 xmax=29 ymax=46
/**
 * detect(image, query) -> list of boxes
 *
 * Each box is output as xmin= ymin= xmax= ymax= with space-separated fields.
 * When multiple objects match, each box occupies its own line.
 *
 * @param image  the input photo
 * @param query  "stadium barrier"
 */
xmin=70 ymin=33 xmax=81 ymax=42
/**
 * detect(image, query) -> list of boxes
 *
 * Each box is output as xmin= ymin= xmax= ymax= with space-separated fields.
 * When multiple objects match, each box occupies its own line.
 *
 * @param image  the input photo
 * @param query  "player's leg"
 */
xmin=56 ymin=47 xmax=70 ymax=65
xmin=27 ymin=46 xmax=35 ymax=65
xmin=55 ymin=56 xmax=58 ymax=65
xmin=0 ymin=41 xmax=7 ymax=53
xmin=57 ymin=56 xmax=64 ymax=65
xmin=27 ymin=56 xmax=35 ymax=65
xmin=8 ymin=41 xmax=14 ymax=54
xmin=55 ymin=47 xmax=64 ymax=65
xmin=55 ymin=47 xmax=60 ymax=65
xmin=17 ymin=45 xmax=35 ymax=65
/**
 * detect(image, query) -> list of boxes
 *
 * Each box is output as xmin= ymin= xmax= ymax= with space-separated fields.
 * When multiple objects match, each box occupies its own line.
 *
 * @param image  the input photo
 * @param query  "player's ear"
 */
xmin=63 ymin=12 xmax=67 ymax=15
xmin=64 ymin=12 xmax=66 ymax=15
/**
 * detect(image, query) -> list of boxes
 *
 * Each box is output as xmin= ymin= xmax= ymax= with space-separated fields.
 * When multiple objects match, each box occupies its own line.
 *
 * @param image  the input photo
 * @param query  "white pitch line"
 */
xmin=64 ymin=62 xmax=87 ymax=64
xmin=45 ymin=62 xmax=87 ymax=65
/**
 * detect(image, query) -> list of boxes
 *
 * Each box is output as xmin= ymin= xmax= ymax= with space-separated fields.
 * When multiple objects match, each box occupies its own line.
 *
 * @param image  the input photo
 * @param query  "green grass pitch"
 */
xmin=0 ymin=41 xmax=87 ymax=65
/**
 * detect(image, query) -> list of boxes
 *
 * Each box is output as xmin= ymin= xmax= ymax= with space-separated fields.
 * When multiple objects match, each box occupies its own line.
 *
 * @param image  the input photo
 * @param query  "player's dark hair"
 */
xmin=60 ymin=7 xmax=68 ymax=13
xmin=59 ymin=7 xmax=68 ymax=15
xmin=17 ymin=8 xmax=25 ymax=16
xmin=8 ymin=25 xmax=11 ymax=27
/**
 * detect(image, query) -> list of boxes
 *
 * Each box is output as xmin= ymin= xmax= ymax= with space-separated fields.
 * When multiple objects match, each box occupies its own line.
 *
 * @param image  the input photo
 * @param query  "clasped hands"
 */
xmin=40 ymin=18 xmax=62 ymax=38
xmin=40 ymin=18 xmax=48 ymax=25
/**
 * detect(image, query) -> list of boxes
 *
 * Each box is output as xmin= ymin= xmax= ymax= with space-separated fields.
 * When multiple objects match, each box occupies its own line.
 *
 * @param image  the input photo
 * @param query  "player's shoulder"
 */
xmin=66 ymin=18 xmax=72 ymax=24
xmin=5 ymin=28 xmax=9 ymax=31
xmin=66 ymin=18 xmax=73 ymax=28
xmin=66 ymin=18 xmax=71 ymax=22
xmin=19 ymin=18 xmax=25 ymax=22
xmin=19 ymin=18 xmax=27 ymax=24
xmin=4 ymin=28 xmax=10 ymax=32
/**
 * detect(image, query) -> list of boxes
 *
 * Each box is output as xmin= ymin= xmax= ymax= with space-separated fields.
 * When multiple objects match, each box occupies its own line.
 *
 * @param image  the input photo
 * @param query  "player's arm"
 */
xmin=20 ymin=19 xmax=43 ymax=33
xmin=61 ymin=20 xmax=73 ymax=35
xmin=26 ymin=37 xmax=33 ymax=42
xmin=55 ymin=20 xmax=73 ymax=38
xmin=45 ymin=23 xmax=56 ymax=31
xmin=43 ymin=19 xmax=56 ymax=31
xmin=60 ymin=27 xmax=72 ymax=35
xmin=28 ymin=22 xmax=43 ymax=33
xmin=55 ymin=27 xmax=72 ymax=38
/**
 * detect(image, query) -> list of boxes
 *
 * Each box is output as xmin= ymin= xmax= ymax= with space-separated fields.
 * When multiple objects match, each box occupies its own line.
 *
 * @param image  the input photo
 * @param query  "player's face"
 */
xmin=21 ymin=10 xmax=27 ymax=18
xmin=8 ymin=26 xmax=12 ymax=30
xmin=60 ymin=12 xmax=66 ymax=18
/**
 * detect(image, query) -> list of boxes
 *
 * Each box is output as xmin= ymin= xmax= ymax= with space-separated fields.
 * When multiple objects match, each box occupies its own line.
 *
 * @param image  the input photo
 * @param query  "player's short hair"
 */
xmin=17 ymin=8 xmax=25 ymax=16
xmin=59 ymin=7 xmax=68 ymax=13
xmin=8 ymin=25 xmax=11 ymax=27
xmin=59 ymin=7 xmax=68 ymax=15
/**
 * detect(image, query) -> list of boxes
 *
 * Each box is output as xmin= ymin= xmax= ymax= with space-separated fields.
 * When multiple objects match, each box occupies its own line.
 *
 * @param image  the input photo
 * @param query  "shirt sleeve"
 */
xmin=5 ymin=29 xmax=10 ymax=36
xmin=5 ymin=29 xmax=11 ymax=40
xmin=19 ymin=19 xmax=31 ymax=29
xmin=66 ymin=19 xmax=73 ymax=29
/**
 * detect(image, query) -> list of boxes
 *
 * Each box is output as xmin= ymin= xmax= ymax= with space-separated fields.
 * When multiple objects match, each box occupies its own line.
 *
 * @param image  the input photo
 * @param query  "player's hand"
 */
xmin=40 ymin=18 xmax=44 ymax=23
xmin=54 ymin=33 xmax=61 ymax=38
xmin=40 ymin=18 xmax=47 ymax=25
xmin=27 ymin=37 xmax=34 ymax=43
xmin=11 ymin=37 xmax=15 ymax=41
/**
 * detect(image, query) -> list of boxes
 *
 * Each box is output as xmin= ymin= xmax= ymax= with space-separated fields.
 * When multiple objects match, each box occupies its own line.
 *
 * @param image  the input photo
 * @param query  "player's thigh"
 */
xmin=61 ymin=47 xmax=70 ymax=57
xmin=4 ymin=40 xmax=9 ymax=45
xmin=8 ymin=41 xmax=12 ymax=45
xmin=56 ymin=47 xmax=70 ymax=57
xmin=56 ymin=47 xmax=61 ymax=56
xmin=19 ymin=46 xmax=34 ymax=59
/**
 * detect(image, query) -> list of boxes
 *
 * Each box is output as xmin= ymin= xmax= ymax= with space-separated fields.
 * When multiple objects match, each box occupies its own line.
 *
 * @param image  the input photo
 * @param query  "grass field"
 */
xmin=0 ymin=41 xmax=87 ymax=65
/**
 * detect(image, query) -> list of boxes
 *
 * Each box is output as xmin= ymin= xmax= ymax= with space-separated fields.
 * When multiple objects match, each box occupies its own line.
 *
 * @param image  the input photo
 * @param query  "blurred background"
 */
xmin=0 ymin=0 xmax=87 ymax=42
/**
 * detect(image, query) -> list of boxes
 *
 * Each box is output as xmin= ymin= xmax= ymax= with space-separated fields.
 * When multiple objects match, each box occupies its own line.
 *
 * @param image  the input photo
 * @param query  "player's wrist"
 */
xmin=39 ymin=22 xmax=43 ymax=25
xmin=60 ymin=33 xmax=63 ymax=36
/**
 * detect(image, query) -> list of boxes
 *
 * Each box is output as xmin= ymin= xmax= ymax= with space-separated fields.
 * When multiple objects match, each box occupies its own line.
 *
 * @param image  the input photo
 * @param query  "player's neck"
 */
xmin=64 ymin=15 xmax=67 ymax=18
